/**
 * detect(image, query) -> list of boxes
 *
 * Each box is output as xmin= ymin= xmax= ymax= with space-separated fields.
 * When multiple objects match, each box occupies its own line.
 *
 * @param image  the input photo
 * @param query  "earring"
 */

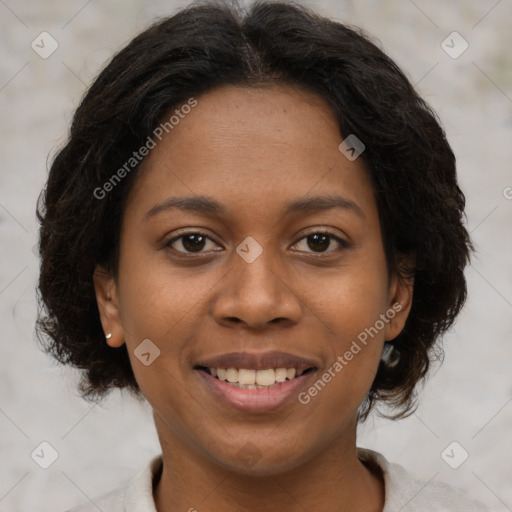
xmin=381 ymin=342 xmax=393 ymax=361
xmin=105 ymin=333 xmax=112 ymax=340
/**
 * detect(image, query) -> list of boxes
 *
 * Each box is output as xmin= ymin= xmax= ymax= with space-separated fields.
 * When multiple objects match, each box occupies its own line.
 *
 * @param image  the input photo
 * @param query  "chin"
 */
xmin=206 ymin=442 xmax=314 ymax=477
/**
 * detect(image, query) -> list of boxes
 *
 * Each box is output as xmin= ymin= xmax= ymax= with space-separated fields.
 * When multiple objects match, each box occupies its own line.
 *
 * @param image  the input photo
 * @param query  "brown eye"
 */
xmin=307 ymin=233 xmax=330 ymax=252
xmin=294 ymin=232 xmax=347 ymax=254
xmin=166 ymin=232 xmax=218 ymax=253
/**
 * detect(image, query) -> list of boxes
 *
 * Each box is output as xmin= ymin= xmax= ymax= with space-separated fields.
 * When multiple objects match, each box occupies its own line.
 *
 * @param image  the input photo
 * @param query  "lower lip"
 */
xmin=196 ymin=369 xmax=317 ymax=413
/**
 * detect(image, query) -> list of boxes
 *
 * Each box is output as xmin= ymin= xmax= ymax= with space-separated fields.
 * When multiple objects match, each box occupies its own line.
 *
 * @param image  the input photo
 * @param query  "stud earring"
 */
xmin=105 ymin=333 xmax=112 ymax=340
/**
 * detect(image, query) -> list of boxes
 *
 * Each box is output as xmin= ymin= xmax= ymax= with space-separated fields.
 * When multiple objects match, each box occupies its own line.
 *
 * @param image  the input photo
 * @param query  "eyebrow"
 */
xmin=144 ymin=193 xmax=365 ymax=220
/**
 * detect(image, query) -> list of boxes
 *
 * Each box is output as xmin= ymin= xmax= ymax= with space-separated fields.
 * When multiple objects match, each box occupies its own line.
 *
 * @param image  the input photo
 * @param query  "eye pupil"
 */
xmin=307 ymin=233 xmax=330 ymax=252
xmin=182 ymin=234 xmax=206 ymax=252
xmin=171 ymin=231 xmax=341 ymax=255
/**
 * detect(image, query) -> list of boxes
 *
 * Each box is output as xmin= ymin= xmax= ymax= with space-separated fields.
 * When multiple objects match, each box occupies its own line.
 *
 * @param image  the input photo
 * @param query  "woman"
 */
xmin=36 ymin=1 xmax=489 ymax=510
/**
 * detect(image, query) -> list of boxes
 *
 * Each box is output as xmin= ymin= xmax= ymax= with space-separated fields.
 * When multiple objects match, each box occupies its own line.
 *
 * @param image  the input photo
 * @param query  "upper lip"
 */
xmin=195 ymin=351 xmax=320 ymax=371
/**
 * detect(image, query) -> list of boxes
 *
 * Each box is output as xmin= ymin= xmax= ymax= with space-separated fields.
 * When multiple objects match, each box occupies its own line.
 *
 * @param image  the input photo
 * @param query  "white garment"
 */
xmin=66 ymin=448 xmax=490 ymax=511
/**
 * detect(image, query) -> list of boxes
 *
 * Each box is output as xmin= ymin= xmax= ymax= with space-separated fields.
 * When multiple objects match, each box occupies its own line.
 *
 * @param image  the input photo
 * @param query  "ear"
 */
xmin=384 ymin=255 xmax=415 ymax=342
xmin=93 ymin=265 xmax=125 ymax=348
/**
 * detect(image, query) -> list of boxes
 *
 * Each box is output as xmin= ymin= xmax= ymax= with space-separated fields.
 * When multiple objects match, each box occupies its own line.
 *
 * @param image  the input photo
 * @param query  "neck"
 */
xmin=153 ymin=413 xmax=384 ymax=512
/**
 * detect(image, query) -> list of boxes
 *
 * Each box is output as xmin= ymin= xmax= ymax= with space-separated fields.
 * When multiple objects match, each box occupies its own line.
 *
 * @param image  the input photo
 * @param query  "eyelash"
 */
xmin=164 ymin=229 xmax=348 ymax=256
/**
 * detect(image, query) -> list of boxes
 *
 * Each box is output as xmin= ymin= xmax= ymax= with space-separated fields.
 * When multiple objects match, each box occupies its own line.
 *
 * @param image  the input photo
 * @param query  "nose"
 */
xmin=211 ymin=248 xmax=302 ymax=330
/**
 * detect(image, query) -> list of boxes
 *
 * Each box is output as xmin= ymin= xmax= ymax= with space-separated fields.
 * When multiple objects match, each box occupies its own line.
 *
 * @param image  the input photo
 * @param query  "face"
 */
xmin=94 ymin=83 xmax=412 ymax=476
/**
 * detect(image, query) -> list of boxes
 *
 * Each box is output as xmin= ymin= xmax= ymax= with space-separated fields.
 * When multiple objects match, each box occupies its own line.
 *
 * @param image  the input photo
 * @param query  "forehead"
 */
xmin=124 ymin=83 xmax=376 ymax=225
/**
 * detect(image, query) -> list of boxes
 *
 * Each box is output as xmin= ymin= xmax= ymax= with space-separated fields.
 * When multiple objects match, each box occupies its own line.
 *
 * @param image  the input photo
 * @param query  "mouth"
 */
xmin=195 ymin=366 xmax=316 ymax=390
xmin=193 ymin=351 xmax=320 ymax=413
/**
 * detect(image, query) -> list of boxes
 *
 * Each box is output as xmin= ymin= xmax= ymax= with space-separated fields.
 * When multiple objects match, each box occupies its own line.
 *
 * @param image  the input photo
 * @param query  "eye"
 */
xmin=165 ymin=230 xmax=347 ymax=256
xmin=165 ymin=232 xmax=221 ymax=254
xmin=292 ymin=231 xmax=348 ymax=254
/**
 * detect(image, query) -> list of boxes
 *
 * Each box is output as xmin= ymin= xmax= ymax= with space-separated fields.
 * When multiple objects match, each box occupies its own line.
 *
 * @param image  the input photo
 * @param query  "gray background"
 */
xmin=1 ymin=0 xmax=511 ymax=510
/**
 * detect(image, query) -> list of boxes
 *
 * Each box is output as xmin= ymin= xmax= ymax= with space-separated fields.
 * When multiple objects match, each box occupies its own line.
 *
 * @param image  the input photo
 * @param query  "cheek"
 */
xmin=116 ymin=238 xmax=215 ymax=341
xmin=303 ymin=251 xmax=389 ymax=400
xmin=312 ymin=250 xmax=390 ymax=341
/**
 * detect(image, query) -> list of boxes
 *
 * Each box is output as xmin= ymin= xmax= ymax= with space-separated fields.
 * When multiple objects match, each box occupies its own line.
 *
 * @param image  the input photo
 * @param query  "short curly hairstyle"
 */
xmin=36 ymin=0 xmax=472 ymax=420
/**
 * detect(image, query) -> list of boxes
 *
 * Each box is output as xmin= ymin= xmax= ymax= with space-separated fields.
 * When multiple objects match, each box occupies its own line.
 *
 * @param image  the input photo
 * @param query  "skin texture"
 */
xmin=94 ymin=84 xmax=413 ymax=512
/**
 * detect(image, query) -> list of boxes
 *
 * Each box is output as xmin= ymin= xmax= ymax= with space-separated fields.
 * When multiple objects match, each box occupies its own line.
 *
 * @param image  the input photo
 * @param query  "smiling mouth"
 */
xmin=195 ymin=366 xmax=316 ymax=389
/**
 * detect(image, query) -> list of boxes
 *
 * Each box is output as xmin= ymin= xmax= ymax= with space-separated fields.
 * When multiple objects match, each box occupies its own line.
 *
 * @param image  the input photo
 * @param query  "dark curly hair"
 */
xmin=36 ymin=0 xmax=472 ymax=420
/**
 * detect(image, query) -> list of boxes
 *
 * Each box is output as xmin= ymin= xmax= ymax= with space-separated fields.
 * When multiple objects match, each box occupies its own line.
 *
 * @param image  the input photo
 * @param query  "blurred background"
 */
xmin=1 ymin=0 xmax=511 ymax=510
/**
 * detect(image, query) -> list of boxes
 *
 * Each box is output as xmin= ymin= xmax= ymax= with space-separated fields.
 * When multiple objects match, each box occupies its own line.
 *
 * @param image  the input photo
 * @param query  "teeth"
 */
xmin=275 ymin=368 xmax=287 ymax=382
xmin=256 ymin=369 xmax=275 ymax=386
xmin=207 ymin=367 xmax=309 ymax=387
xmin=226 ymin=368 xmax=238 ymax=383
xmin=238 ymin=369 xmax=256 ymax=385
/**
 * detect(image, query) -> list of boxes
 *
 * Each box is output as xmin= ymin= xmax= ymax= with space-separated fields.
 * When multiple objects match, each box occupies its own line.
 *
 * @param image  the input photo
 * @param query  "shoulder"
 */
xmin=357 ymin=447 xmax=491 ymax=512
xmin=65 ymin=455 xmax=163 ymax=512
xmin=65 ymin=487 xmax=125 ymax=512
